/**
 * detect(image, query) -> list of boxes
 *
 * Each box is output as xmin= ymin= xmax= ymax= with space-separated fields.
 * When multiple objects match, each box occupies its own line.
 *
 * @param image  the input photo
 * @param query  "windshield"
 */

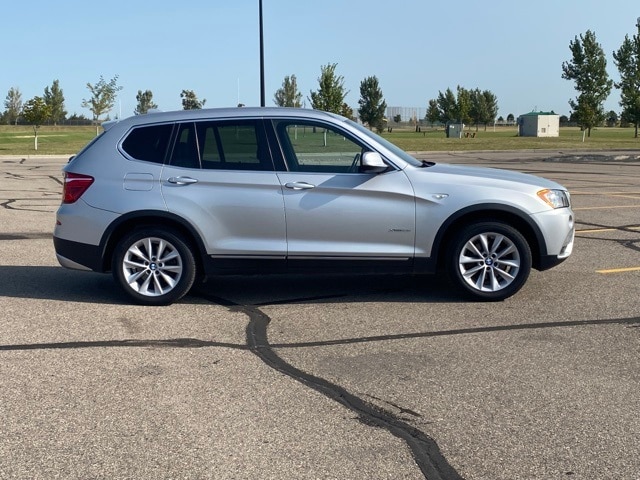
xmin=345 ymin=119 xmax=424 ymax=167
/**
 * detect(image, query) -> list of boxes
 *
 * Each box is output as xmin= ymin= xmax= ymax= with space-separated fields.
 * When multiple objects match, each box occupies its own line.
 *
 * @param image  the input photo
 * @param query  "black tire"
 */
xmin=446 ymin=221 xmax=532 ymax=301
xmin=112 ymin=229 xmax=196 ymax=306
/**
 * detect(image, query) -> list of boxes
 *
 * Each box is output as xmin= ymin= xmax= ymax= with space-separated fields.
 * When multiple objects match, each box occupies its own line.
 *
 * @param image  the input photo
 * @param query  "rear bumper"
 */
xmin=53 ymin=236 xmax=105 ymax=272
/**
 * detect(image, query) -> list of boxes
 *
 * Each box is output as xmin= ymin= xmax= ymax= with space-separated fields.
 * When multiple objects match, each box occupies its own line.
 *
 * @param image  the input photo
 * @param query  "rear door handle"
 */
xmin=168 ymin=176 xmax=198 ymax=185
xmin=285 ymin=182 xmax=315 ymax=190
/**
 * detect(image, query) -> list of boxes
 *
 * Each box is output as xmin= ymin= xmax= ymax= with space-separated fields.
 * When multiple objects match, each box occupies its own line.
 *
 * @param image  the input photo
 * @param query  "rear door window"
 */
xmin=167 ymin=119 xmax=273 ymax=171
xmin=198 ymin=121 xmax=272 ymax=171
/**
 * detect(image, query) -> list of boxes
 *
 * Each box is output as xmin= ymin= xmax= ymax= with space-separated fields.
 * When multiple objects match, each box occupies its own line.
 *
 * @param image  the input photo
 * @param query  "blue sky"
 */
xmin=2 ymin=0 xmax=638 ymax=120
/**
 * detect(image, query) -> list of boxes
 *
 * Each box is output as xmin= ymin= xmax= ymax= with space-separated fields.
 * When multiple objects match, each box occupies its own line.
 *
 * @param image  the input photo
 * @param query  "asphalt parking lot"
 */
xmin=1 ymin=150 xmax=639 ymax=479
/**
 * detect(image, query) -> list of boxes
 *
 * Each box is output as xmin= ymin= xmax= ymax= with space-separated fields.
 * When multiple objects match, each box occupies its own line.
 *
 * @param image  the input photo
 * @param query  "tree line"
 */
xmin=4 ymin=16 xmax=639 ymax=147
xmin=425 ymin=87 xmax=499 ymax=131
xmin=2 ymin=62 xmax=389 ymax=144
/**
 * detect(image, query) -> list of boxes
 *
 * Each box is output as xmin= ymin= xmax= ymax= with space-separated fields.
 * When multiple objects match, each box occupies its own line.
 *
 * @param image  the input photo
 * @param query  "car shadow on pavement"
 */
xmin=0 ymin=265 xmax=129 ymax=304
xmin=194 ymin=272 xmax=464 ymax=305
xmin=0 ymin=265 xmax=463 ymax=305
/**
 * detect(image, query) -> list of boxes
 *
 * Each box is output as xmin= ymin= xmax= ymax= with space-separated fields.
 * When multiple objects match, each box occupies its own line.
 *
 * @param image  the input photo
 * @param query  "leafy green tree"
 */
xmin=426 ymin=99 xmax=440 ymax=125
xmin=309 ymin=63 xmax=349 ymax=114
xmin=456 ymin=86 xmax=472 ymax=126
xmin=561 ymin=30 xmax=613 ymax=137
xmin=4 ymin=87 xmax=23 ymax=125
xmin=357 ymin=75 xmax=387 ymax=130
xmin=469 ymin=88 xmax=488 ymax=131
xmin=613 ymin=20 xmax=640 ymax=137
xmin=134 ymin=89 xmax=158 ymax=115
xmin=43 ymin=79 xmax=66 ymax=125
xmin=436 ymin=88 xmax=458 ymax=124
xmin=481 ymin=90 xmax=499 ymax=130
xmin=22 ymin=96 xmax=51 ymax=150
xmin=506 ymin=113 xmax=515 ymax=124
xmin=82 ymin=75 xmax=123 ymax=135
xmin=482 ymin=90 xmax=498 ymax=126
xmin=340 ymin=103 xmax=354 ymax=120
xmin=393 ymin=114 xmax=402 ymax=123
xmin=274 ymin=74 xmax=303 ymax=107
xmin=180 ymin=89 xmax=206 ymax=110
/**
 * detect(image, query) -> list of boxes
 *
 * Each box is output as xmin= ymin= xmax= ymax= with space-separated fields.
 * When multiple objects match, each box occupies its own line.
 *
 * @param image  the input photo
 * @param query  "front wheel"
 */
xmin=112 ymin=229 xmax=196 ymax=305
xmin=447 ymin=222 xmax=532 ymax=301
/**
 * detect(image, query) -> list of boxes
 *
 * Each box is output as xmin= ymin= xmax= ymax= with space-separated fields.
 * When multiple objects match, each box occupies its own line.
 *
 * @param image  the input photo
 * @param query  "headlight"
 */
xmin=537 ymin=189 xmax=570 ymax=209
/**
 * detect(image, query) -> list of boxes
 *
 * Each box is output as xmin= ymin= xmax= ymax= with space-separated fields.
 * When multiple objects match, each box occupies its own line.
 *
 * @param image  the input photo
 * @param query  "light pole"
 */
xmin=259 ymin=0 xmax=265 ymax=107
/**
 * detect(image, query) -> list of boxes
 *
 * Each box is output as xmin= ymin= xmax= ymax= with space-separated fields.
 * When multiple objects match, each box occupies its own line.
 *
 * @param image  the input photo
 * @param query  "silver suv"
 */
xmin=54 ymin=107 xmax=574 ymax=305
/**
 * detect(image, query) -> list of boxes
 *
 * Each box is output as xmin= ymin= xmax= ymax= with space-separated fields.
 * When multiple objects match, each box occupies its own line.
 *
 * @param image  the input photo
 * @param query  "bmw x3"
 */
xmin=54 ymin=107 xmax=574 ymax=305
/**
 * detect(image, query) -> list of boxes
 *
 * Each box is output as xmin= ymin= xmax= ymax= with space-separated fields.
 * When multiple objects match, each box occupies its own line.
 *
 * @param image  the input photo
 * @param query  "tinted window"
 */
xmin=274 ymin=120 xmax=365 ymax=173
xmin=170 ymin=123 xmax=200 ymax=168
xmin=198 ymin=121 xmax=270 ymax=171
xmin=121 ymin=124 xmax=173 ymax=163
xmin=167 ymin=120 xmax=272 ymax=171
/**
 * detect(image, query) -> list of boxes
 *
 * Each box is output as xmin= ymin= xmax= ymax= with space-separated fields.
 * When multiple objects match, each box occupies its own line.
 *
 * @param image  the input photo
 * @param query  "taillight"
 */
xmin=62 ymin=172 xmax=94 ymax=204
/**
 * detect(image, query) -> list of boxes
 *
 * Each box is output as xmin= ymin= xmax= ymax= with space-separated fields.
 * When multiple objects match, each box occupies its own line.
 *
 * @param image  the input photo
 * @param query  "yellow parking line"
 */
xmin=577 ymin=228 xmax=616 ymax=234
xmin=577 ymin=226 xmax=640 ymax=234
xmin=610 ymin=194 xmax=640 ymax=200
xmin=574 ymin=205 xmax=640 ymax=211
xmin=597 ymin=266 xmax=640 ymax=274
xmin=571 ymin=191 xmax=640 ymax=195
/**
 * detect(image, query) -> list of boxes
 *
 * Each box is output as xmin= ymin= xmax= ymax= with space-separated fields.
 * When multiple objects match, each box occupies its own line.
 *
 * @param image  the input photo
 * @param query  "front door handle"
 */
xmin=285 ymin=182 xmax=315 ymax=190
xmin=168 ymin=176 xmax=198 ymax=185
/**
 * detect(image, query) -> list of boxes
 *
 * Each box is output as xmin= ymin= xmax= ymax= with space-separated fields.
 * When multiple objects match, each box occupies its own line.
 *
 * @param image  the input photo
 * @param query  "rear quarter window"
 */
xmin=121 ymin=124 xmax=173 ymax=163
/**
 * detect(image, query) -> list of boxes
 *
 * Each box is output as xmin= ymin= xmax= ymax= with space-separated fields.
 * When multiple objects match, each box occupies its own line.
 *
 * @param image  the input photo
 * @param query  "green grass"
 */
xmin=382 ymin=126 xmax=640 ymax=151
xmin=0 ymin=125 xmax=96 ymax=155
xmin=0 ymin=124 xmax=638 ymax=156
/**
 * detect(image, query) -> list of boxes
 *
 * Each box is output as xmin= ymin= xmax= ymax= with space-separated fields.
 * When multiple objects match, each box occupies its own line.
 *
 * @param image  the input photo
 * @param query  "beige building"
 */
xmin=517 ymin=111 xmax=560 ymax=137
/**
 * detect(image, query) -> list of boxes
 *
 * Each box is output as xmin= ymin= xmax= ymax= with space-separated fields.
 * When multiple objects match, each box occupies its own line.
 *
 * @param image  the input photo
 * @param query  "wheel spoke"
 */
xmin=496 ymin=244 xmax=516 ymax=259
xmin=497 ymin=259 xmax=520 ymax=269
xmin=478 ymin=233 xmax=491 ymax=255
xmin=488 ymin=269 xmax=501 ymax=291
xmin=489 ymin=234 xmax=505 ymax=255
xmin=463 ymin=264 xmax=485 ymax=278
xmin=466 ymin=240 xmax=484 ymax=259
xmin=494 ymin=266 xmax=515 ymax=282
xmin=126 ymin=269 xmax=148 ymax=285
xmin=460 ymin=253 xmax=483 ymax=264
xmin=124 ymin=258 xmax=146 ymax=270
xmin=157 ymin=271 xmax=177 ymax=289
xmin=152 ymin=273 xmax=166 ymax=295
xmin=475 ymin=268 xmax=487 ymax=290
xmin=138 ymin=272 xmax=153 ymax=294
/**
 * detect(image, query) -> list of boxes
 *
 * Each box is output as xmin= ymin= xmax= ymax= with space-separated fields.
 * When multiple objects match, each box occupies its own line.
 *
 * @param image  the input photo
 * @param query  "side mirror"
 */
xmin=361 ymin=151 xmax=388 ymax=173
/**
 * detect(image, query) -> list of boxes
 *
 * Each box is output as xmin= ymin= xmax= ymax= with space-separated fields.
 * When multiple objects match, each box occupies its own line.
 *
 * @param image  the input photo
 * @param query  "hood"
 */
xmin=413 ymin=163 xmax=565 ymax=191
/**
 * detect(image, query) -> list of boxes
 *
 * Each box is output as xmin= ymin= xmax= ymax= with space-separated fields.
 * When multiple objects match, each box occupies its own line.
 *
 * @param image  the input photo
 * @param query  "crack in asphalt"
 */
xmin=3 ymin=315 xmax=638 ymax=352
xmin=201 ymin=293 xmax=464 ymax=480
xmin=0 ymin=233 xmax=52 ymax=240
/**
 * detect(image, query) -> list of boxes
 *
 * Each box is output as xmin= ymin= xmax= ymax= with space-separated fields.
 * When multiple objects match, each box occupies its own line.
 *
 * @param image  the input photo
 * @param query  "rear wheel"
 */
xmin=112 ymin=229 xmax=196 ymax=305
xmin=447 ymin=222 xmax=532 ymax=301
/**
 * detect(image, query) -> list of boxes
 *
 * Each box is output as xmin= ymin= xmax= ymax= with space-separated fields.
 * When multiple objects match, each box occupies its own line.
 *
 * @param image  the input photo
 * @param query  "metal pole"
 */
xmin=259 ymin=0 xmax=265 ymax=107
